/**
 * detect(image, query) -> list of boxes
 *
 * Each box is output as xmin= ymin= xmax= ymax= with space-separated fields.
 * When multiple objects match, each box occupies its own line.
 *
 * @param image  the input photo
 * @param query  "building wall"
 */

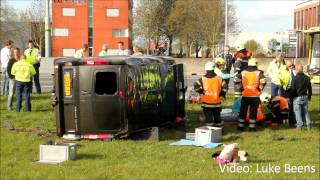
xmin=51 ymin=0 xmax=132 ymax=57
xmin=294 ymin=0 xmax=319 ymax=57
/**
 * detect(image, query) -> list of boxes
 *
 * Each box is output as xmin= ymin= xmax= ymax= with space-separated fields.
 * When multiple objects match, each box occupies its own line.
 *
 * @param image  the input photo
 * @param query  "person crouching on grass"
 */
xmin=11 ymin=55 xmax=36 ymax=112
xmin=194 ymin=62 xmax=227 ymax=127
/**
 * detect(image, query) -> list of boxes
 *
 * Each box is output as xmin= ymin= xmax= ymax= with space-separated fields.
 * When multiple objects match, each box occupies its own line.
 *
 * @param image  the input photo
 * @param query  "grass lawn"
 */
xmin=0 ymin=93 xmax=319 ymax=180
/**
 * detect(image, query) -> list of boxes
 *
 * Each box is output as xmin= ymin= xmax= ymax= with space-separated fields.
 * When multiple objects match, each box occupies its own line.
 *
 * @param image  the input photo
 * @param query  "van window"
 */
xmin=95 ymin=72 xmax=117 ymax=95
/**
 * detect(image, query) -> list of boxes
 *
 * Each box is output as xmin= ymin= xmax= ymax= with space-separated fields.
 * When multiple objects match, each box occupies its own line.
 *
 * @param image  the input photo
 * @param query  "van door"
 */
xmin=62 ymin=66 xmax=80 ymax=134
xmin=173 ymin=64 xmax=185 ymax=118
xmin=92 ymin=66 xmax=124 ymax=132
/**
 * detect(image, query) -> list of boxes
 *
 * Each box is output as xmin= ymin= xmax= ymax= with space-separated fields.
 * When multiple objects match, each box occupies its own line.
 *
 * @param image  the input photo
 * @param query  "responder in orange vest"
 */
xmin=260 ymin=93 xmax=289 ymax=129
xmin=234 ymin=58 xmax=266 ymax=131
xmin=194 ymin=62 xmax=227 ymax=127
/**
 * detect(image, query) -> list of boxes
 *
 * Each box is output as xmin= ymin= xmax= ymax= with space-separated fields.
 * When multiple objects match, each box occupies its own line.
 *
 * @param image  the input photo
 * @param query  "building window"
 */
xmin=62 ymin=49 xmax=75 ymax=57
xmin=112 ymin=29 xmax=128 ymax=38
xmin=95 ymin=72 xmax=117 ymax=95
xmin=53 ymin=28 xmax=69 ymax=37
xmin=62 ymin=8 xmax=75 ymax=16
xmin=106 ymin=9 xmax=119 ymax=17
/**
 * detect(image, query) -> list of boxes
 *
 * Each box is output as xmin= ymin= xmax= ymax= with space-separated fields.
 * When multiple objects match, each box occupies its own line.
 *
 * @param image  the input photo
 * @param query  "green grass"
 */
xmin=1 ymin=94 xmax=319 ymax=180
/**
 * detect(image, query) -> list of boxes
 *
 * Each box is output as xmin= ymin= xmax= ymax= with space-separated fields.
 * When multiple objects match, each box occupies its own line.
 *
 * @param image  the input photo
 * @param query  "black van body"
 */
xmin=52 ymin=56 xmax=185 ymax=138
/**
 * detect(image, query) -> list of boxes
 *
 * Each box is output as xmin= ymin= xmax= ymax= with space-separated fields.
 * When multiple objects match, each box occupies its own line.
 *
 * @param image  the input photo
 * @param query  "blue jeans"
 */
xmin=1 ymin=68 xmax=9 ymax=95
xmin=7 ymin=78 xmax=15 ymax=110
xmin=271 ymin=83 xmax=284 ymax=96
xmin=293 ymin=96 xmax=311 ymax=128
xmin=15 ymin=81 xmax=32 ymax=112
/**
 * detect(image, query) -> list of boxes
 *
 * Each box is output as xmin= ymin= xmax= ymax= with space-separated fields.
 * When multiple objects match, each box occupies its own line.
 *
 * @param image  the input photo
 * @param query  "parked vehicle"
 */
xmin=304 ymin=27 xmax=320 ymax=84
xmin=52 ymin=56 xmax=185 ymax=140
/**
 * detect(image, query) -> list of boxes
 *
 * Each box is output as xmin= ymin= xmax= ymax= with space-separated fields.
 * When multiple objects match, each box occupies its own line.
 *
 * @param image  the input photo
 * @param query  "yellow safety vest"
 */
xmin=11 ymin=59 xmax=36 ymax=82
xmin=24 ymin=47 xmax=39 ymax=64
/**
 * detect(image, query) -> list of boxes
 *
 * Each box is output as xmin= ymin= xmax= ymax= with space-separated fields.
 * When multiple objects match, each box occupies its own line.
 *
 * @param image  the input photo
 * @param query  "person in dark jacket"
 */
xmin=290 ymin=63 xmax=312 ymax=130
xmin=6 ymin=48 xmax=19 ymax=110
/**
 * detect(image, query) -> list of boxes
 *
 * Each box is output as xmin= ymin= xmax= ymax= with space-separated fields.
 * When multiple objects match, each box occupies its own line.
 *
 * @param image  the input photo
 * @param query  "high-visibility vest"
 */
xmin=200 ymin=76 xmax=222 ymax=104
xmin=11 ymin=59 xmax=36 ymax=82
xmin=24 ymin=47 xmax=39 ymax=64
xmin=272 ymin=96 xmax=289 ymax=111
xmin=241 ymin=70 xmax=261 ymax=97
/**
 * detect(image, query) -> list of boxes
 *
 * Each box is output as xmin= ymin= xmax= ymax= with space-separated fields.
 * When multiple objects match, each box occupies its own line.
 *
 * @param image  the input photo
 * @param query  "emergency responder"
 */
xmin=260 ymin=93 xmax=289 ymax=129
xmin=266 ymin=53 xmax=287 ymax=96
xmin=11 ymin=55 xmax=36 ymax=112
xmin=234 ymin=58 xmax=266 ymax=131
xmin=214 ymin=57 xmax=237 ymax=91
xmin=24 ymin=40 xmax=41 ymax=94
xmin=233 ymin=45 xmax=252 ymax=99
xmin=194 ymin=62 xmax=227 ymax=127
xmin=75 ymin=43 xmax=88 ymax=58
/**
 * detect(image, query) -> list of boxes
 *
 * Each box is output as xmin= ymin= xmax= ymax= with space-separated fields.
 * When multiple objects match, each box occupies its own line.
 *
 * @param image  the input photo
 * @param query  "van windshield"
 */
xmin=95 ymin=72 xmax=117 ymax=95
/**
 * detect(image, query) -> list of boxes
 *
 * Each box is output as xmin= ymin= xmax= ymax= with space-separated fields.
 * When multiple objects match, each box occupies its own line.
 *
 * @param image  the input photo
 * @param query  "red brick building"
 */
xmin=294 ymin=0 xmax=319 ymax=57
xmin=52 ymin=0 xmax=133 ymax=57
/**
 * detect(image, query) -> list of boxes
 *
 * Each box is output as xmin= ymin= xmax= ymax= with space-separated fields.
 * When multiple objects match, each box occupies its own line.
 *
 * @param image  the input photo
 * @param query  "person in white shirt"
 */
xmin=74 ymin=44 xmax=88 ymax=58
xmin=116 ymin=41 xmax=129 ymax=55
xmin=1 ymin=40 xmax=14 ymax=95
xmin=98 ymin=44 xmax=108 ymax=56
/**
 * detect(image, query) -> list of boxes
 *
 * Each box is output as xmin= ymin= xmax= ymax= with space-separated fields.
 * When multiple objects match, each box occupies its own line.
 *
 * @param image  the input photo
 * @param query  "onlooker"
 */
xmin=219 ymin=45 xmax=234 ymax=73
xmin=234 ymin=58 xmax=266 ymax=131
xmin=74 ymin=43 xmax=88 ymax=58
xmin=132 ymin=46 xmax=143 ymax=56
xmin=98 ymin=44 xmax=108 ymax=56
xmin=266 ymin=53 xmax=287 ymax=96
xmin=194 ymin=61 xmax=227 ymax=127
xmin=284 ymin=60 xmax=296 ymax=127
xmin=24 ymin=40 xmax=41 ymax=94
xmin=6 ymin=48 xmax=20 ymax=111
xmin=291 ymin=64 xmax=312 ymax=130
xmin=116 ymin=41 xmax=129 ymax=55
xmin=11 ymin=55 xmax=36 ymax=112
xmin=1 ymin=40 xmax=14 ymax=95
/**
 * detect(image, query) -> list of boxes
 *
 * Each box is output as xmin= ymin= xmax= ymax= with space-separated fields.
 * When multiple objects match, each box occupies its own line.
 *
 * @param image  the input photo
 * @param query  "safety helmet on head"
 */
xmin=236 ymin=45 xmax=245 ymax=51
xmin=248 ymin=58 xmax=258 ymax=66
xmin=260 ymin=92 xmax=271 ymax=104
xmin=214 ymin=57 xmax=225 ymax=65
xmin=205 ymin=61 xmax=215 ymax=71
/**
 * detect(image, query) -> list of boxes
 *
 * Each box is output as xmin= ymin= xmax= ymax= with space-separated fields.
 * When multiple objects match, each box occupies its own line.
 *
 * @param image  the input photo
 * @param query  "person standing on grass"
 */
xmin=1 ymin=40 xmax=14 ymax=95
xmin=234 ymin=58 xmax=266 ymax=131
xmin=6 ymin=48 xmax=20 ymax=111
xmin=194 ymin=61 xmax=227 ymax=127
xmin=290 ymin=64 xmax=312 ymax=130
xmin=283 ymin=60 xmax=296 ymax=127
xmin=24 ymin=40 xmax=42 ymax=94
xmin=11 ymin=55 xmax=36 ymax=112
xmin=266 ymin=53 xmax=287 ymax=96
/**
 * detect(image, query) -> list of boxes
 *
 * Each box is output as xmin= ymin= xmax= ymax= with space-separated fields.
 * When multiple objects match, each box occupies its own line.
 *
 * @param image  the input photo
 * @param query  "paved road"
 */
xmin=1 ymin=74 xmax=319 ymax=94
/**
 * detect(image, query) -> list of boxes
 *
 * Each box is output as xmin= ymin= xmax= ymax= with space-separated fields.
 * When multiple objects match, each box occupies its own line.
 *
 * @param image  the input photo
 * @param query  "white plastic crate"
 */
xmin=39 ymin=143 xmax=77 ymax=163
xmin=195 ymin=126 xmax=222 ymax=144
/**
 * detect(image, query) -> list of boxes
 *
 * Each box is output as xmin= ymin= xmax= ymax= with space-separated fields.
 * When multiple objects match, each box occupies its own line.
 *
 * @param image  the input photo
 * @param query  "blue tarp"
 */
xmin=170 ymin=139 xmax=222 ymax=149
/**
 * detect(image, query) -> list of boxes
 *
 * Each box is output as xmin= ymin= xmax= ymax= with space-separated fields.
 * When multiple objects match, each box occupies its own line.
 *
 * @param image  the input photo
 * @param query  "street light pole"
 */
xmin=45 ymin=0 xmax=51 ymax=57
xmin=224 ymin=0 xmax=228 ymax=46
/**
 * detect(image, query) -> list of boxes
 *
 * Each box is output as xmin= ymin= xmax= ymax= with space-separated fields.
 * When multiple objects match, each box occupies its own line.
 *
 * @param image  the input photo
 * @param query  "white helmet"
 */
xmin=260 ymin=92 xmax=271 ymax=104
xmin=205 ymin=61 xmax=215 ymax=71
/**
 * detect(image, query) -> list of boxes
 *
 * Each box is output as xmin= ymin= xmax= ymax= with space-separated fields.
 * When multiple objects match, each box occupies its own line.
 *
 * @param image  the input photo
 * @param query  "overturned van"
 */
xmin=52 ymin=56 xmax=185 ymax=139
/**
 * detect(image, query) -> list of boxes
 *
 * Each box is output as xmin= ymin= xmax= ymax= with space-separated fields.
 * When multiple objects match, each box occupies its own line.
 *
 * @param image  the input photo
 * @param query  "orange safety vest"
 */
xmin=200 ymin=76 xmax=222 ymax=104
xmin=241 ymin=70 xmax=261 ymax=97
xmin=272 ymin=96 xmax=289 ymax=111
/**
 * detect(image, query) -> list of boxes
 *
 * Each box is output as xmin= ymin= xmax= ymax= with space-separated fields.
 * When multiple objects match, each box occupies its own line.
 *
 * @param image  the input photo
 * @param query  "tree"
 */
xmin=134 ymin=0 xmax=175 ymax=55
xmin=243 ymin=40 xmax=263 ymax=53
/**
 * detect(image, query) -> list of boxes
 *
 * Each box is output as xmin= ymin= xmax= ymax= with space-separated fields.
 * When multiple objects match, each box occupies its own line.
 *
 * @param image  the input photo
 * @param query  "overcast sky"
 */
xmin=6 ymin=0 xmax=305 ymax=32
